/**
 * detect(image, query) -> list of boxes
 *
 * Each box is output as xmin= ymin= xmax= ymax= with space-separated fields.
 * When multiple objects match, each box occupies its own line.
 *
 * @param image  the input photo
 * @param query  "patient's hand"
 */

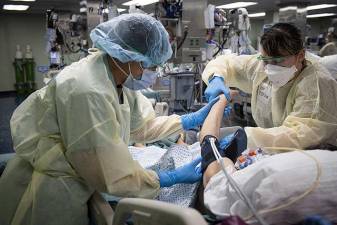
xmin=216 ymin=90 xmax=239 ymax=103
xmin=176 ymin=133 xmax=188 ymax=146
xmin=134 ymin=143 xmax=146 ymax=148
xmin=219 ymin=94 xmax=227 ymax=103
xmin=230 ymin=90 xmax=239 ymax=99
xmin=216 ymin=94 xmax=228 ymax=108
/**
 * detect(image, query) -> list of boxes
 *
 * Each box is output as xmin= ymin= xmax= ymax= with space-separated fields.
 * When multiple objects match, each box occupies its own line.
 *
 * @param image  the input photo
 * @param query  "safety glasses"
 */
xmin=257 ymin=55 xmax=293 ymax=64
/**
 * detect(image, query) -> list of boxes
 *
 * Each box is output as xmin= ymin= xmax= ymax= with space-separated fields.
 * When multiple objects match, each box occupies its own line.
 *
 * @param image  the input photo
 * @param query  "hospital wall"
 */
xmin=0 ymin=13 xmax=334 ymax=92
xmin=0 ymin=13 xmax=47 ymax=92
xmin=248 ymin=17 xmax=333 ymax=50
xmin=307 ymin=18 xmax=334 ymax=36
xmin=249 ymin=18 xmax=265 ymax=49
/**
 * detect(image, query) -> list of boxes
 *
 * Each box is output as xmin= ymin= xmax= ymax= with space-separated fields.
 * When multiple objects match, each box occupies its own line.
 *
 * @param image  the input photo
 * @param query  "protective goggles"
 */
xmin=257 ymin=55 xmax=292 ymax=64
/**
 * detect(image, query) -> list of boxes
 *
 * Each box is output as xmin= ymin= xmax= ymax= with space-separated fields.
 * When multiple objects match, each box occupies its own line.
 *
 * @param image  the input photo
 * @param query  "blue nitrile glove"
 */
xmin=219 ymin=133 xmax=235 ymax=151
xmin=181 ymin=96 xmax=220 ymax=130
xmin=219 ymin=128 xmax=247 ymax=162
xmin=302 ymin=215 xmax=333 ymax=225
xmin=224 ymin=105 xmax=232 ymax=118
xmin=205 ymin=75 xmax=231 ymax=102
xmin=157 ymin=156 xmax=202 ymax=188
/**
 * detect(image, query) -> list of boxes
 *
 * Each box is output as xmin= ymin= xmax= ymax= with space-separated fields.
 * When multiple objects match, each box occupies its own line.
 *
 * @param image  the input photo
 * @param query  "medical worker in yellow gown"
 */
xmin=0 ymin=14 xmax=223 ymax=225
xmin=202 ymin=23 xmax=337 ymax=149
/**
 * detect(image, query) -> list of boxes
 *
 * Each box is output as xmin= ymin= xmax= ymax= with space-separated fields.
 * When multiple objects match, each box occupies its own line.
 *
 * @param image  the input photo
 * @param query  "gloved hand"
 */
xmin=219 ymin=128 xmax=247 ymax=162
xmin=219 ymin=133 xmax=235 ymax=151
xmin=205 ymin=76 xmax=231 ymax=102
xmin=224 ymin=105 xmax=232 ymax=118
xmin=181 ymin=96 xmax=219 ymax=130
xmin=157 ymin=156 xmax=202 ymax=188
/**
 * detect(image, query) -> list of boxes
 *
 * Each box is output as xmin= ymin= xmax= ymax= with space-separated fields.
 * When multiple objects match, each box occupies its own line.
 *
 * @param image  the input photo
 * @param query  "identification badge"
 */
xmin=257 ymin=81 xmax=272 ymax=105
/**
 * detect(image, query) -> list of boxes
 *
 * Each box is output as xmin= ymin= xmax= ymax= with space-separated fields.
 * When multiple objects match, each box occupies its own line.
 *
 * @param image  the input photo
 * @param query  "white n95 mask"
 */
xmin=264 ymin=64 xmax=297 ymax=88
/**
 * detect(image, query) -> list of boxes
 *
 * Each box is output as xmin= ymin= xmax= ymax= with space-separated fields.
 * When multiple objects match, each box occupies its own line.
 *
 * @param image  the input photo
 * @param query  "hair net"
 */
xmin=90 ymin=13 xmax=172 ymax=68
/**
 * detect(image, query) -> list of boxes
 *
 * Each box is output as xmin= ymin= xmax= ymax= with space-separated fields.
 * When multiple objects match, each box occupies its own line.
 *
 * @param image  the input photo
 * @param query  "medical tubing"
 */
xmin=213 ymin=28 xmax=229 ymax=57
xmin=243 ymin=146 xmax=322 ymax=220
xmin=209 ymin=137 xmax=269 ymax=225
xmin=177 ymin=29 xmax=188 ymax=50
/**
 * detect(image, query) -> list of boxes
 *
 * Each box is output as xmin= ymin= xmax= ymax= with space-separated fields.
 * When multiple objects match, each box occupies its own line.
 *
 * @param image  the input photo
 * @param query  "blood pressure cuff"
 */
xmin=200 ymin=128 xmax=248 ymax=172
xmin=201 ymin=135 xmax=221 ymax=172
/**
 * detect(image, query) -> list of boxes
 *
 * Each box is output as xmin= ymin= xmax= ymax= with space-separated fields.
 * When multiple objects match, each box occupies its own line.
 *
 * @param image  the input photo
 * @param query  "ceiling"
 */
xmin=1 ymin=0 xmax=337 ymax=20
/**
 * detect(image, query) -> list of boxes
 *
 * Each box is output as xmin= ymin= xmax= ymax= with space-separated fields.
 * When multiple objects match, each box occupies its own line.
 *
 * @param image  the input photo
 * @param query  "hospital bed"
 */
xmin=89 ymin=193 xmax=207 ymax=225
xmin=89 ymin=148 xmax=337 ymax=225
xmin=1 ymin=149 xmax=336 ymax=225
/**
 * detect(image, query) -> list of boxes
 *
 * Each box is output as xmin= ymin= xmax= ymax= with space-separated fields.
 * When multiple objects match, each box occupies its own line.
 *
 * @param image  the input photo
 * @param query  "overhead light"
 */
xmin=3 ymin=4 xmax=29 ymax=10
xmin=306 ymin=4 xmax=337 ymax=11
xmin=297 ymin=8 xmax=308 ymax=13
xmin=307 ymin=13 xmax=336 ymax=18
xmin=248 ymin=12 xmax=266 ymax=18
xmin=117 ymin=8 xmax=126 ymax=12
xmin=216 ymin=2 xmax=257 ymax=9
xmin=102 ymin=8 xmax=126 ymax=13
xmin=279 ymin=6 xmax=297 ymax=12
xmin=123 ymin=0 xmax=159 ymax=6
xmin=280 ymin=4 xmax=337 ymax=12
xmin=10 ymin=0 xmax=35 ymax=1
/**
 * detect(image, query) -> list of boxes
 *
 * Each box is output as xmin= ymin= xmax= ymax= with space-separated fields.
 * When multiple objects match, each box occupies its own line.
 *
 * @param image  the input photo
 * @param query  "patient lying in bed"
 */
xmin=122 ymin=97 xmax=245 ymax=207
xmin=103 ymin=95 xmax=237 ymax=207
xmin=200 ymin=95 xmax=337 ymax=225
xmin=107 ymin=94 xmax=337 ymax=224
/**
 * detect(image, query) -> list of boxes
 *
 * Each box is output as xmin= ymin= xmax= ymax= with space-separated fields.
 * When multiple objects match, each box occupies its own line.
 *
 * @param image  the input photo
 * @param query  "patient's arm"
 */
xmin=199 ymin=94 xmax=236 ymax=187
xmin=199 ymin=90 xmax=239 ymax=141
xmin=199 ymin=95 xmax=227 ymax=141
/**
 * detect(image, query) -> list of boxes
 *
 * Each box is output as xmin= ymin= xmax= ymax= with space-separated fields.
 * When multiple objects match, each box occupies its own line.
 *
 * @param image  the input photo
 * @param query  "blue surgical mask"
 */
xmin=123 ymin=67 xmax=158 ymax=90
xmin=112 ymin=58 xmax=158 ymax=90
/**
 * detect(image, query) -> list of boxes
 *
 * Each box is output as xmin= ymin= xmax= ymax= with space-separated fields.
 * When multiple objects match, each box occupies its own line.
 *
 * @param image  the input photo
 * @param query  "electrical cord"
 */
xmin=177 ymin=29 xmax=188 ymax=50
xmin=213 ymin=28 xmax=230 ymax=57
